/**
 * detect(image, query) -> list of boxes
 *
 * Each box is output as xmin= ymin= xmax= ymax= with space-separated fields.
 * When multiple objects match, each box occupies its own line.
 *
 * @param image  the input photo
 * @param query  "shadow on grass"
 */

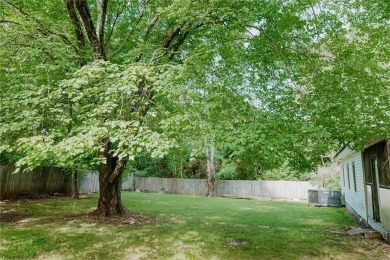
xmin=1 ymin=192 xmax=389 ymax=259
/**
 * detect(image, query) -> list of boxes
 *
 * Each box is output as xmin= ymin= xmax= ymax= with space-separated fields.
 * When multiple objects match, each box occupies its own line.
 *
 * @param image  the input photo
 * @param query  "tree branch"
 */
xmin=158 ymin=23 xmax=202 ymax=62
xmin=108 ymin=11 xmax=151 ymax=60
xmin=74 ymin=0 xmax=105 ymax=60
xmin=3 ymin=0 xmax=42 ymax=26
xmin=3 ymin=0 xmax=80 ymax=57
xmin=104 ymin=5 xmax=124 ymax=52
xmin=65 ymin=0 xmax=86 ymax=66
xmin=96 ymin=0 xmax=108 ymax=51
xmin=108 ymin=159 xmax=127 ymax=183
xmin=144 ymin=15 xmax=158 ymax=41
xmin=0 ymin=35 xmax=18 ymax=48
xmin=0 ymin=19 xmax=20 ymax=25
xmin=6 ymin=43 xmax=56 ymax=61
xmin=162 ymin=27 xmax=181 ymax=49
xmin=168 ymin=29 xmax=190 ymax=60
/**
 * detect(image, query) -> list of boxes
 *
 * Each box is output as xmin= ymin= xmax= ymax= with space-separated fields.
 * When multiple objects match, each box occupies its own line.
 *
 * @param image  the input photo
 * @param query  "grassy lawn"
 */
xmin=0 ymin=192 xmax=389 ymax=259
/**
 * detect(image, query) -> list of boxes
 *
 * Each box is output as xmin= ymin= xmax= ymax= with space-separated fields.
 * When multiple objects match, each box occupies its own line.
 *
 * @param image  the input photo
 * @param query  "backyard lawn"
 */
xmin=0 ymin=192 xmax=389 ymax=259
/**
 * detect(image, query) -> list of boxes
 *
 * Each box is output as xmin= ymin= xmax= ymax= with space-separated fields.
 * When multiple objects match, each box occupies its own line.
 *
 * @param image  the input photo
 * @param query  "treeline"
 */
xmin=125 ymin=147 xmax=341 ymax=190
xmin=125 ymin=147 xmax=313 ymax=181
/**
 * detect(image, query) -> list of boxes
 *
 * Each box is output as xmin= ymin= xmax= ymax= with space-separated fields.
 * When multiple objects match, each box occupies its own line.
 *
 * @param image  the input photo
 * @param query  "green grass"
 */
xmin=0 ymin=192 xmax=388 ymax=259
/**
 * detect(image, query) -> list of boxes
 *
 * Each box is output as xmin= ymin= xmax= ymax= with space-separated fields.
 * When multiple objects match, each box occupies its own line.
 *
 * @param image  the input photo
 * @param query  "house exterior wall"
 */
xmin=379 ymin=188 xmax=390 ymax=231
xmin=337 ymin=141 xmax=390 ymax=242
xmin=368 ymin=187 xmax=390 ymax=241
xmin=363 ymin=141 xmax=390 ymax=241
xmin=339 ymin=152 xmax=367 ymax=222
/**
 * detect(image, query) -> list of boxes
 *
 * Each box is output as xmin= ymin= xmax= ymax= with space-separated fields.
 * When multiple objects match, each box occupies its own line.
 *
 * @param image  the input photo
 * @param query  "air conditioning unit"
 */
xmin=308 ymin=190 xmax=341 ymax=207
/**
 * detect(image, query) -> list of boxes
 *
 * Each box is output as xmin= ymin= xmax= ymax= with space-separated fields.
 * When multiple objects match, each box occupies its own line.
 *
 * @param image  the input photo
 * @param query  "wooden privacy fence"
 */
xmin=0 ymin=167 xmax=131 ymax=200
xmin=133 ymin=177 xmax=320 ymax=200
xmin=1 ymin=167 xmax=319 ymax=200
xmin=0 ymin=164 xmax=70 ymax=200
xmin=215 ymin=180 xmax=319 ymax=199
xmin=78 ymin=171 xmax=133 ymax=194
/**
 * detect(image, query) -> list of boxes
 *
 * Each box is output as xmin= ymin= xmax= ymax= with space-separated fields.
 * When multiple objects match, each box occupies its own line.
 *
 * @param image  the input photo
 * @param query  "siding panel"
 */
xmin=340 ymin=152 xmax=367 ymax=220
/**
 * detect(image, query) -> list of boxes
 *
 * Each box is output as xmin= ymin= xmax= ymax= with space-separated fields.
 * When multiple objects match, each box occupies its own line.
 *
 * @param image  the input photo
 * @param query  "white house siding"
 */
xmin=379 ymin=188 xmax=390 ymax=232
xmin=340 ymin=152 xmax=367 ymax=222
xmin=366 ymin=185 xmax=374 ymax=219
xmin=368 ymin=187 xmax=390 ymax=241
xmin=366 ymin=186 xmax=390 ymax=242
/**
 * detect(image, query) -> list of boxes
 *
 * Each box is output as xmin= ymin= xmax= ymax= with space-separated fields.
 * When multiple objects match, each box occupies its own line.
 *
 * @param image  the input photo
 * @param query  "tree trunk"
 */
xmin=70 ymin=171 xmax=79 ymax=199
xmin=94 ymin=140 xmax=127 ymax=216
xmin=206 ymin=146 xmax=215 ymax=198
xmin=96 ymin=167 xmax=124 ymax=216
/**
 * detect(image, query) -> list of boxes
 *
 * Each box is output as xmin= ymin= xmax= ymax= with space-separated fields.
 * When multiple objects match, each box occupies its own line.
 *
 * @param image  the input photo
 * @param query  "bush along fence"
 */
xmin=1 ymin=166 xmax=319 ymax=201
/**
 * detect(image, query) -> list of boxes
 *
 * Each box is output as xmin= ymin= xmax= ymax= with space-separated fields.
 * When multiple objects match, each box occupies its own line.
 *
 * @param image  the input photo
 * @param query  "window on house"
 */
xmin=364 ymin=141 xmax=390 ymax=188
xmin=364 ymin=154 xmax=373 ymax=184
xmin=352 ymin=162 xmax=357 ymax=192
xmin=347 ymin=163 xmax=351 ymax=190
xmin=379 ymin=142 xmax=390 ymax=189
xmin=342 ymin=165 xmax=346 ymax=187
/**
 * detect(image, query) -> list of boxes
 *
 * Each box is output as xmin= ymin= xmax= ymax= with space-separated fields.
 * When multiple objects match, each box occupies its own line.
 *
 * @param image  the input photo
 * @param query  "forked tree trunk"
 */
xmin=97 ymin=167 xmax=124 ymax=216
xmin=206 ymin=146 xmax=216 ymax=198
xmin=94 ymin=140 xmax=127 ymax=216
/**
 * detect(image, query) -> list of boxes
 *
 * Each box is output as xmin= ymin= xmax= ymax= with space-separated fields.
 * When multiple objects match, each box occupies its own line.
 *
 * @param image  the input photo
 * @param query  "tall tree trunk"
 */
xmin=94 ymin=139 xmax=127 ymax=216
xmin=70 ymin=171 xmax=79 ymax=199
xmin=206 ymin=145 xmax=215 ymax=198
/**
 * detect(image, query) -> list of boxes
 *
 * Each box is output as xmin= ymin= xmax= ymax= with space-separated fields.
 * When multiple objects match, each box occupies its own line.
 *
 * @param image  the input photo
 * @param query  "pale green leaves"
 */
xmin=4 ymin=60 xmax=176 ymax=170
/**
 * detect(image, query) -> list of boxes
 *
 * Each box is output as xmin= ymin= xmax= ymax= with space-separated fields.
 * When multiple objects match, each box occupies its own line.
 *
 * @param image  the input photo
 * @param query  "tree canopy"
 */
xmin=1 ymin=0 xmax=389 ymax=213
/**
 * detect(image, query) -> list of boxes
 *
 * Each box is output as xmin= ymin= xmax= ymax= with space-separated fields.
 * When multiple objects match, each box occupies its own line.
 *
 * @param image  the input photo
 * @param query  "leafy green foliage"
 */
xmin=293 ymin=2 xmax=390 ymax=150
xmin=258 ymin=161 xmax=310 ymax=181
xmin=1 ymin=0 xmax=388 ymax=182
xmin=215 ymin=161 xmax=236 ymax=180
xmin=2 ymin=60 xmax=175 ymax=171
xmin=126 ymin=148 xmax=209 ymax=179
xmin=309 ymin=165 xmax=341 ymax=190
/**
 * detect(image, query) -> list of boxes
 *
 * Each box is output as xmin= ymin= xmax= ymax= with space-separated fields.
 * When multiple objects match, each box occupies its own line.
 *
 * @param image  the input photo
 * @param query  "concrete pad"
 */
xmin=347 ymin=228 xmax=365 ymax=236
xmin=346 ymin=227 xmax=382 ymax=240
xmin=363 ymin=230 xmax=382 ymax=239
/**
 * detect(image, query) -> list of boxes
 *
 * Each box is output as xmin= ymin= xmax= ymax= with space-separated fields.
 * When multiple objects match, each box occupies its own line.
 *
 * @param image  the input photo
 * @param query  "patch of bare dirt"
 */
xmin=3 ymin=195 xmax=86 ymax=204
xmin=0 ymin=207 xmax=32 ymax=224
xmin=62 ymin=210 xmax=161 ymax=226
xmin=1 ymin=197 xmax=160 ymax=226
xmin=355 ymin=236 xmax=390 ymax=258
xmin=0 ymin=195 xmax=90 ymax=224
xmin=2 ymin=193 xmax=59 ymax=202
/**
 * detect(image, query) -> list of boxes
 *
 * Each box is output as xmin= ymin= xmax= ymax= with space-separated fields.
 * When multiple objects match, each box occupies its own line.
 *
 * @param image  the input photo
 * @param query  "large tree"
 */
xmin=302 ymin=1 xmax=390 ymax=149
xmin=2 ymin=0 xmax=387 ymax=216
